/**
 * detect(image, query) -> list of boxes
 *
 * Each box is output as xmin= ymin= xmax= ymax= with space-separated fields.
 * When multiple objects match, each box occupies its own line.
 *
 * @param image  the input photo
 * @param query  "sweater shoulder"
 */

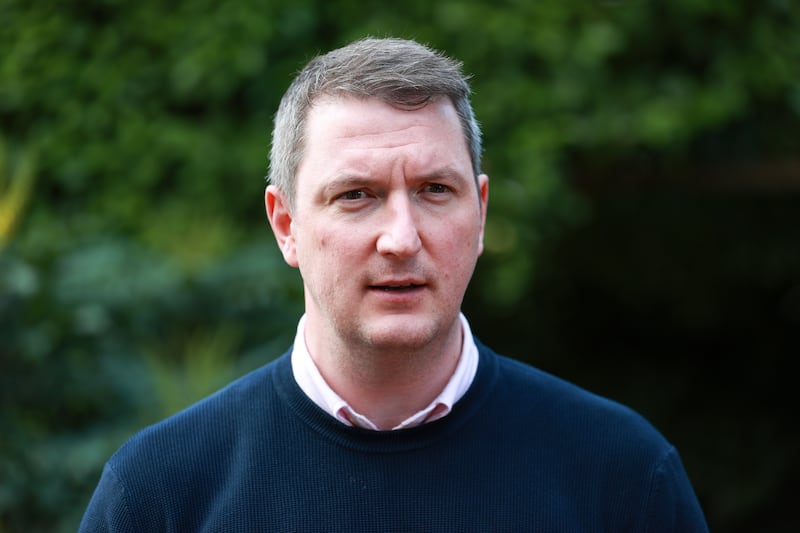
xmin=487 ymin=347 xmax=672 ymax=453
xmin=111 ymin=350 xmax=290 ymax=468
xmin=85 ymin=351 xmax=292 ymax=530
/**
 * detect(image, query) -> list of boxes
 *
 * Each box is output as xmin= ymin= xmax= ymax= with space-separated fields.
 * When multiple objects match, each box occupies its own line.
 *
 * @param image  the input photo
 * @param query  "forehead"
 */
xmin=300 ymin=95 xmax=470 ymax=169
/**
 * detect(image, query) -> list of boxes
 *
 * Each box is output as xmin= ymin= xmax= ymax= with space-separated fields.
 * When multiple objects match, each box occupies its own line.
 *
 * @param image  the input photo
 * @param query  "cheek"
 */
xmin=298 ymin=221 xmax=333 ymax=253
xmin=437 ymin=217 xmax=481 ymax=254
xmin=437 ymin=221 xmax=482 ymax=278
xmin=307 ymin=226 xmax=361 ymax=269
xmin=321 ymin=221 xmax=372 ymax=250
xmin=316 ymin=231 xmax=342 ymax=255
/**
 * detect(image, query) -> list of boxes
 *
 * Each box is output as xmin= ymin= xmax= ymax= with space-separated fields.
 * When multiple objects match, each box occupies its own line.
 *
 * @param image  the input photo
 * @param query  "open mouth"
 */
xmin=370 ymin=284 xmax=423 ymax=292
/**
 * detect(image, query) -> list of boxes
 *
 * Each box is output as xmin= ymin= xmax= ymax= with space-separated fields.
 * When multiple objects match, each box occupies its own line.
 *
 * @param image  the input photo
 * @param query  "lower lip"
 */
xmin=368 ymin=285 xmax=426 ymax=302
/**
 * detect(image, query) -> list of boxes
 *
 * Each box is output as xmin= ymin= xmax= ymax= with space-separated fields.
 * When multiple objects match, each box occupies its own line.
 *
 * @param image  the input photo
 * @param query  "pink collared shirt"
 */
xmin=290 ymin=313 xmax=479 ymax=431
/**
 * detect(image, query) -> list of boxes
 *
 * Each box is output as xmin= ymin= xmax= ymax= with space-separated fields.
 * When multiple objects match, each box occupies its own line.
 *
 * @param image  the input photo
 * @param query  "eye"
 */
xmin=338 ymin=190 xmax=366 ymax=201
xmin=425 ymin=183 xmax=450 ymax=194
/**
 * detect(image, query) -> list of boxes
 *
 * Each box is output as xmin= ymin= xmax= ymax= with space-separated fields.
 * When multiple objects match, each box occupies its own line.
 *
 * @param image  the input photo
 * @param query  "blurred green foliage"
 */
xmin=2 ymin=0 xmax=799 ymax=531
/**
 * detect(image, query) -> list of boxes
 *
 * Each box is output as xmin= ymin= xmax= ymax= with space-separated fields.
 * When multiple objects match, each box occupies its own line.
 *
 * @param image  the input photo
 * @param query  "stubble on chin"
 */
xmin=339 ymin=315 xmax=461 ymax=375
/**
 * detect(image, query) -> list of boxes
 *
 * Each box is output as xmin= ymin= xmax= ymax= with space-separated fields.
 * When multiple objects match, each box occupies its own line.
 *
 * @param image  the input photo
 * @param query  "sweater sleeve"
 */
xmin=643 ymin=446 xmax=709 ymax=533
xmin=78 ymin=462 xmax=136 ymax=533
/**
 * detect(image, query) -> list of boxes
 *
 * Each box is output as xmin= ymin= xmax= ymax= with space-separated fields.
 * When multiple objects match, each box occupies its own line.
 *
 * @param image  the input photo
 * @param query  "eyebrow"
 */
xmin=320 ymin=175 xmax=374 ymax=197
xmin=319 ymin=167 xmax=471 ymax=198
xmin=417 ymin=167 xmax=470 ymax=184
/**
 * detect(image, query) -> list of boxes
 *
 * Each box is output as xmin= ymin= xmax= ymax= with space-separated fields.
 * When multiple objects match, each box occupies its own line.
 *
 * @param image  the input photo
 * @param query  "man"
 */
xmin=80 ymin=37 xmax=709 ymax=532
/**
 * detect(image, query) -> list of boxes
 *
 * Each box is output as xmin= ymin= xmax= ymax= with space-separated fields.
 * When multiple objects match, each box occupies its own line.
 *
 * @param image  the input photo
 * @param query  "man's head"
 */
xmin=268 ymin=37 xmax=483 ymax=209
xmin=265 ymin=37 xmax=488 ymax=360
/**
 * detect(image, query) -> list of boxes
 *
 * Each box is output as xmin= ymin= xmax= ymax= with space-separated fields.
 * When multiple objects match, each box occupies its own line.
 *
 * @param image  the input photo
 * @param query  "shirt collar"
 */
xmin=290 ymin=313 xmax=479 ymax=430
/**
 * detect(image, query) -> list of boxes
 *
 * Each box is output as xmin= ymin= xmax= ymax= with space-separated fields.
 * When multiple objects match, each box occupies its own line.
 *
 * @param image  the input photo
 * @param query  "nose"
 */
xmin=376 ymin=194 xmax=422 ymax=258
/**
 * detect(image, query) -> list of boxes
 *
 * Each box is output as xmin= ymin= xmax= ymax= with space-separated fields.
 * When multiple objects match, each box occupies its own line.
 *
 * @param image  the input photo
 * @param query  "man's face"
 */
xmin=267 ymin=95 xmax=488 ymax=356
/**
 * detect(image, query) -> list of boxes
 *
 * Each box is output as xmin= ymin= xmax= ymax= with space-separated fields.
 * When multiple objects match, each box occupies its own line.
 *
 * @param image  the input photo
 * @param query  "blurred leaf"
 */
xmin=0 ymin=141 xmax=35 ymax=247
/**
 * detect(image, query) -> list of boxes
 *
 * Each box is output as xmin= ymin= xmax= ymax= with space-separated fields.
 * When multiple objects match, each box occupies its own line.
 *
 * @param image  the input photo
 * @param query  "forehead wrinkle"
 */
xmin=331 ymin=125 xmax=431 ymax=150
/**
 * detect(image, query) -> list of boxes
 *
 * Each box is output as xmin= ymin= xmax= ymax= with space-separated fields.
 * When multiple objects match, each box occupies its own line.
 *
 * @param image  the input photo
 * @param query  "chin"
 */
xmin=357 ymin=317 xmax=445 ymax=352
xmin=367 ymin=334 xmax=433 ymax=353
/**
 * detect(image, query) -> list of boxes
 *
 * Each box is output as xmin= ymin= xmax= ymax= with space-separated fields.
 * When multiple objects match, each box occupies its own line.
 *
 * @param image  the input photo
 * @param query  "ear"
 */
xmin=265 ymin=185 xmax=299 ymax=267
xmin=477 ymin=173 xmax=489 ymax=256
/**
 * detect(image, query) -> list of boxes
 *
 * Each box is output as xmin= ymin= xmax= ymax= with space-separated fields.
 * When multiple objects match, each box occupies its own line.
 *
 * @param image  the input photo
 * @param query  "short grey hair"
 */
xmin=267 ymin=37 xmax=483 ymax=208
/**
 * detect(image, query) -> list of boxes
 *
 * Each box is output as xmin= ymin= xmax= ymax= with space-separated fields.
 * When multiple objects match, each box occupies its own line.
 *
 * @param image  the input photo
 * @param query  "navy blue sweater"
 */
xmin=80 ymin=341 xmax=708 ymax=532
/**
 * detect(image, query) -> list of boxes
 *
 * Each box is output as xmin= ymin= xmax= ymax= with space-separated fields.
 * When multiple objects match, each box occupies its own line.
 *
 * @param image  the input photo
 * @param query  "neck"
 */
xmin=306 ymin=318 xmax=463 ymax=430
